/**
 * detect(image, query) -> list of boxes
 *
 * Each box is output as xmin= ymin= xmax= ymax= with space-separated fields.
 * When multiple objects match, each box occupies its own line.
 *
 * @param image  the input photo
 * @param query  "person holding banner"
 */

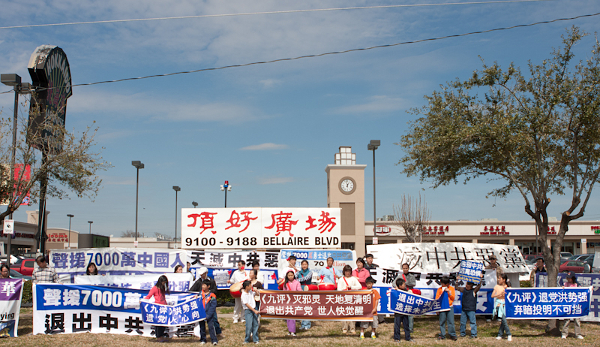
xmin=492 ymin=274 xmax=512 ymax=341
xmin=393 ymin=264 xmax=417 ymax=333
xmin=228 ymin=260 xmax=249 ymax=324
xmin=241 ymin=280 xmax=260 ymax=344
xmin=283 ymin=269 xmax=302 ymax=336
xmin=352 ymin=258 xmax=370 ymax=288
xmin=296 ymin=260 xmax=314 ymax=331
xmin=319 ymin=257 xmax=339 ymax=284
xmin=435 ymin=276 xmax=457 ymax=341
xmin=192 ymin=267 xmax=222 ymax=336
xmin=457 ymin=274 xmax=484 ymax=339
xmin=360 ymin=277 xmax=380 ymax=340
xmin=393 ymin=278 xmax=412 ymax=342
xmin=561 ymin=273 xmax=584 ymax=340
xmin=338 ymin=265 xmax=362 ymax=334
xmin=199 ymin=279 xmax=219 ymax=345
xmin=144 ymin=275 xmax=169 ymax=342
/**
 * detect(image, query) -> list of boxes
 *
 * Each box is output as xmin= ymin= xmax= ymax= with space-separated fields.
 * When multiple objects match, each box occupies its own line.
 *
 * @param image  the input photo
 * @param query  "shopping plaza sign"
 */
xmin=181 ymin=208 xmax=341 ymax=249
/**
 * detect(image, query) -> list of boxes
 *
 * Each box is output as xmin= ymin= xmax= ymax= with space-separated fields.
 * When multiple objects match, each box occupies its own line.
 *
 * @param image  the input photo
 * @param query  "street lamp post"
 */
xmin=1 ymin=74 xmax=32 ymax=261
xmin=192 ymin=201 xmax=198 ymax=208
xmin=67 ymin=214 xmax=74 ymax=249
xmin=173 ymin=186 xmax=181 ymax=246
xmin=132 ymin=161 xmax=144 ymax=248
xmin=88 ymin=221 xmax=93 ymax=234
xmin=220 ymin=181 xmax=232 ymax=207
xmin=368 ymin=140 xmax=380 ymax=237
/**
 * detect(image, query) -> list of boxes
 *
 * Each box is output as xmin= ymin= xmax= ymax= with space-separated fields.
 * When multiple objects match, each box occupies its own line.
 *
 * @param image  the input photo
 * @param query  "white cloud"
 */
xmin=259 ymin=79 xmax=281 ymax=88
xmin=240 ymin=143 xmax=288 ymax=151
xmin=258 ymin=176 xmax=293 ymax=185
xmin=333 ymin=95 xmax=407 ymax=115
xmin=67 ymin=89 xmax=261 ymax=123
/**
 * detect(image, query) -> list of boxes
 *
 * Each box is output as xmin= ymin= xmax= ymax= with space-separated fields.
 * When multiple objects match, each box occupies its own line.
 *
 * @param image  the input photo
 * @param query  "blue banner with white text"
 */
xmin=388 ymin=289 xmax=450 ymax=315
xmin=505 ymin=287 xmax=592 ymax=319
xmin=456 ymin=260 xmax=484 ymax=284
xmin=141 ymin=297 xmax=205 ymax=326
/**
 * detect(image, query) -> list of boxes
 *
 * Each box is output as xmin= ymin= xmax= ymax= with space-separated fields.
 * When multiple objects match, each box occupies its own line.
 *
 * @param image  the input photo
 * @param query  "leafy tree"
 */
xmin=0 ymin=102 xmax=111 ymax=226
xmin=398 ymin=27 xmax=600 ymax=288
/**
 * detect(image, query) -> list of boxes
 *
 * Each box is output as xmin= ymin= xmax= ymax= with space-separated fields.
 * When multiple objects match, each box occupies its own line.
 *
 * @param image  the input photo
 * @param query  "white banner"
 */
xmin=33 ymin=284 xmax=200 ymax=337
xmin=367 ymin=242 xmax=528 ymax=274
xmin=181 ymin=207 xmax=341 ymax=249
xmin=74 ymin=273 xmax=194 ymax=292
xmin=49 ymin=248 xmax=188 ymax=282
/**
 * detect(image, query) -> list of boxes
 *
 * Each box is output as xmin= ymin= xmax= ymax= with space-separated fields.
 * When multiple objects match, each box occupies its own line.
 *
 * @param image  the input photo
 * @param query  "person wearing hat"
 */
xmin=561 ymin=273 xmax=584 ymax=340
xmin=191 ymin=267 xmax=222 ymax=336
xmin=485 ymin=255 xmax=504 ymax=276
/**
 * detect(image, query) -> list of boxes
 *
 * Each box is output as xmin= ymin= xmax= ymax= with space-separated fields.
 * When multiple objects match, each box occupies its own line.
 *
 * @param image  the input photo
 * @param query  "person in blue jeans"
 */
xmin=457 ymin=274 xmax=483 ymax=338
xmin=393 ymin=278 xmax=412 ymax=342
xmin=435 ymin=276 xmax=457 ymax=341
xmin=241 ymin=280 xmax=259 ymax=343
xmin=492 ymin=274 xmax=512 ymax=341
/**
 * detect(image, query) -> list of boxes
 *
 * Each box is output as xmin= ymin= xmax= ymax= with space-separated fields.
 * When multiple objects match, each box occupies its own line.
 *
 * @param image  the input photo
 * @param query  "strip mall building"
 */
xmin=327 ymin=146 xmax=600 ymax=257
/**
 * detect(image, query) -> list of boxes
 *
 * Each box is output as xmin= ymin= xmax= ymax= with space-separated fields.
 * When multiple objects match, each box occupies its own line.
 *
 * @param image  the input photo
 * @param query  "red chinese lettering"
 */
xmin=225 ymin=210 xmax=258 ymax=233
xmin=265 ymin=212 xmax=298 ymax=237
xmin=187 ymin=212 xmax=218 ymax=234
xmin=318 ymin=211 xmax=336 ymax=233
xmin=305 ymin=216 xmax=317 ymax=231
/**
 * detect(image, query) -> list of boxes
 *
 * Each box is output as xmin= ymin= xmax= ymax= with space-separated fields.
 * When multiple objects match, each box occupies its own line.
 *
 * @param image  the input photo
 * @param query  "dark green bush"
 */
xmin=22 ymin=280 xmax=32 ymax=303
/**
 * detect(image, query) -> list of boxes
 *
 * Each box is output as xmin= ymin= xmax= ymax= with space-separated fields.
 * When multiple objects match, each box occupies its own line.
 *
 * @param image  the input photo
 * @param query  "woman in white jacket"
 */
xmin=338 ymin=265 xmax=362 ymax=334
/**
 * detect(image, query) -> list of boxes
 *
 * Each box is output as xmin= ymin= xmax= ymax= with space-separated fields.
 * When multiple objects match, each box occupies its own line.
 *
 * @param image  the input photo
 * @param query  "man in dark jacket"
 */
xmin=199 ymin=279 xmax=218 ymax=344
xmin=191 ymin=267 xmax=221 ymax=336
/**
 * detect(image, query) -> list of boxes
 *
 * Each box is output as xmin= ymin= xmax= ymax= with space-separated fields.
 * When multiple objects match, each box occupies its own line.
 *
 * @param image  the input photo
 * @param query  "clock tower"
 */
xmin=325 ymin=146 xmax=367 ymax=256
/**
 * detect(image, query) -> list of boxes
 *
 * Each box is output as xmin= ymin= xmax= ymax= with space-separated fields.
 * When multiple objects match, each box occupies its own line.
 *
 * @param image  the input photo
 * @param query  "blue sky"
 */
xmin=1 ymin=0 xmax=600 ymax=238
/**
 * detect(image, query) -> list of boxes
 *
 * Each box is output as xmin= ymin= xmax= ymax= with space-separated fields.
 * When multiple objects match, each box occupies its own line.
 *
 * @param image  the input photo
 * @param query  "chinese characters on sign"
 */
xmin=181 ymin=208 xmax=341 ymax=249
xmin=456 ymin=261 xmax=485 ymax=284
xmin=505 ymin=288 xmax=593 ymax=319
xmin=141 ymin=297 xmax=205 ymax=326
xmin=388 ymin=289 xmax=449 ymax=316
xmin=367 ymin=243 xmax=528 ymax=274
xmin=258 ymin=290 xmax=374 ymax=321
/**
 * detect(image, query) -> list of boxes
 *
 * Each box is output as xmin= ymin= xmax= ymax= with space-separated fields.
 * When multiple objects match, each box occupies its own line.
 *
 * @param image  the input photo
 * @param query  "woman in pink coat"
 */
xmin=283 ymin=269 xmax=302 ymax=336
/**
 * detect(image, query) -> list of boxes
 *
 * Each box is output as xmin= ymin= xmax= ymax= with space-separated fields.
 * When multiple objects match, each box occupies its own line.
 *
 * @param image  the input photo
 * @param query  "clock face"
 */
xmin=339 ymin=178 xmax=356 ymax=194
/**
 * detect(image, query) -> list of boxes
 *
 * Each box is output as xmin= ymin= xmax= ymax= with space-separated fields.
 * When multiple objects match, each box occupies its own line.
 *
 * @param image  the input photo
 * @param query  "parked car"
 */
xmin=559 ymin=260 xmax=587 ymax=273
xmin=9 ymin=269 xmax=32 ymax=281
xmin=10 ymin=258 xmax=36 ymax=276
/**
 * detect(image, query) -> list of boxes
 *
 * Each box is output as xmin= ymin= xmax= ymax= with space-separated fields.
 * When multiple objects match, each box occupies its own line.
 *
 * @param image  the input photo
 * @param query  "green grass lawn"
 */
xmin=8 ymin=307 xmax=598 ymax=346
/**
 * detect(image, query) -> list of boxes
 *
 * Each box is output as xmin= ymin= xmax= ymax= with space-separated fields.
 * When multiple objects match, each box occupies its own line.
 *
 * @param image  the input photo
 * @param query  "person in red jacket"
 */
xmin=145 ymin=275 xmax=169 ymax=342
xmin=435 ymin=276 xmax=457 ymax=341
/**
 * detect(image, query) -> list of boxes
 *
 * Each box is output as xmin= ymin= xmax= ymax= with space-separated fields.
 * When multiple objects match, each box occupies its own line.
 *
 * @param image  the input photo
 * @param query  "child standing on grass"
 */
xmin=199 ymin=279 xmax=218 ymax=345
xmin=283 ymin=269 xmax=302 ymax=336
xmin=144 ymin=275 xmax=169 ymax=343
xmin=457 ymin=274 xmax=483 ymax=339
xmin=436 ymin=276 xmax=457 ymax=341
xmin=562 ymin=273 xmax=584 ymax=340
xmin=492 ymin=274 xmax=511 ymax=341
xmin=241 ymin=280 xmax=260 ymax=344
xmin=359 ymin=277 xmax=380 ymax=340
xmin=393 ymin=278 xmax=412 ymax=342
